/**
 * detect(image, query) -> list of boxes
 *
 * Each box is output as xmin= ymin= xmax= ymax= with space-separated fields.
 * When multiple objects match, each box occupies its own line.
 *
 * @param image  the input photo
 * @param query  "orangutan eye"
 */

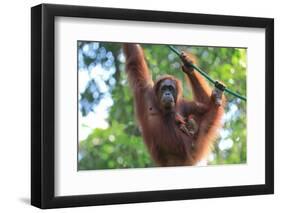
xmin=168 ymin=86 xmax=174 ymax=91
xmin=161 ymin=86 xmax=167 ymax=91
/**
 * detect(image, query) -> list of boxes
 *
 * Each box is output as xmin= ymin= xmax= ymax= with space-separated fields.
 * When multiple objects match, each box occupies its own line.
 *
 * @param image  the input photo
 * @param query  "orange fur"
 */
xmin=123 ymin=43 xmax=225 ymax=166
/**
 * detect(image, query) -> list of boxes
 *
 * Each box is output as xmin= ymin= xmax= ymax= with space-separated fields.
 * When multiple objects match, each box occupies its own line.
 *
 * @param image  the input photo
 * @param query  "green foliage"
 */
xmin=78 ymin=42 xmax=247 ymax=170
xmin=79 ymin=121 xmax=154 ymax=170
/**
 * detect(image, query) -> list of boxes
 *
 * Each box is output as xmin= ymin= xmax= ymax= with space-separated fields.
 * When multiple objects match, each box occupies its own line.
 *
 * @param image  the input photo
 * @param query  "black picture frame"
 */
xmin=31 ymin=3 xmax=274 ymax=209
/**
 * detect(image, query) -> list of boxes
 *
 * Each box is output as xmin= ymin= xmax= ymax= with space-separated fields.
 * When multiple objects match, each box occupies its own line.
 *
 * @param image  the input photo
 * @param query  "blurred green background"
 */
xmin=78 ymin=42 xmax=247 ymax=170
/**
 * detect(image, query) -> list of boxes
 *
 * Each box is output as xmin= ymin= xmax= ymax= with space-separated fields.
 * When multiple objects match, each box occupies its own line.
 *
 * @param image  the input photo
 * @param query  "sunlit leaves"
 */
xmin=79 ymin=121 xmax=153 ymax=169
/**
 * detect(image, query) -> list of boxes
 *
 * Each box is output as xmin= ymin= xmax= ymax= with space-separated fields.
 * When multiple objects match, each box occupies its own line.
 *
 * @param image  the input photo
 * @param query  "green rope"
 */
xmin=168 ymin=45 xmax=246 ymax=102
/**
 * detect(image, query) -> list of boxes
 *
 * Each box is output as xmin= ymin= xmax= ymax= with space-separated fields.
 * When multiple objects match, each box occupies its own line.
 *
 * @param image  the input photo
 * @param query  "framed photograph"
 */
xmin=31 ymin=3 xmax=274 ymax=209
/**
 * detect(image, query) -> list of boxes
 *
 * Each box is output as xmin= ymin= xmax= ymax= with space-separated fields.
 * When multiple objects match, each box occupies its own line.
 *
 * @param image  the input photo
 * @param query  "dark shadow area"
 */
xmin=19 ymin=197 xmax=30 ymax=205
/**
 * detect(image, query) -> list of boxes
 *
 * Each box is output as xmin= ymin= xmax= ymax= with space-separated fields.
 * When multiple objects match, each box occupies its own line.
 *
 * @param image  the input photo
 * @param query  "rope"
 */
xmin=168 ymin=45 xmax=247 ymax=102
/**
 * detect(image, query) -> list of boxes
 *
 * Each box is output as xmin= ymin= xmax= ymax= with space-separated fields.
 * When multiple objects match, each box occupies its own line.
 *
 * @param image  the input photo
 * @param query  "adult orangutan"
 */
xmin=123 ymin=43 xmax=225 ymax=166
